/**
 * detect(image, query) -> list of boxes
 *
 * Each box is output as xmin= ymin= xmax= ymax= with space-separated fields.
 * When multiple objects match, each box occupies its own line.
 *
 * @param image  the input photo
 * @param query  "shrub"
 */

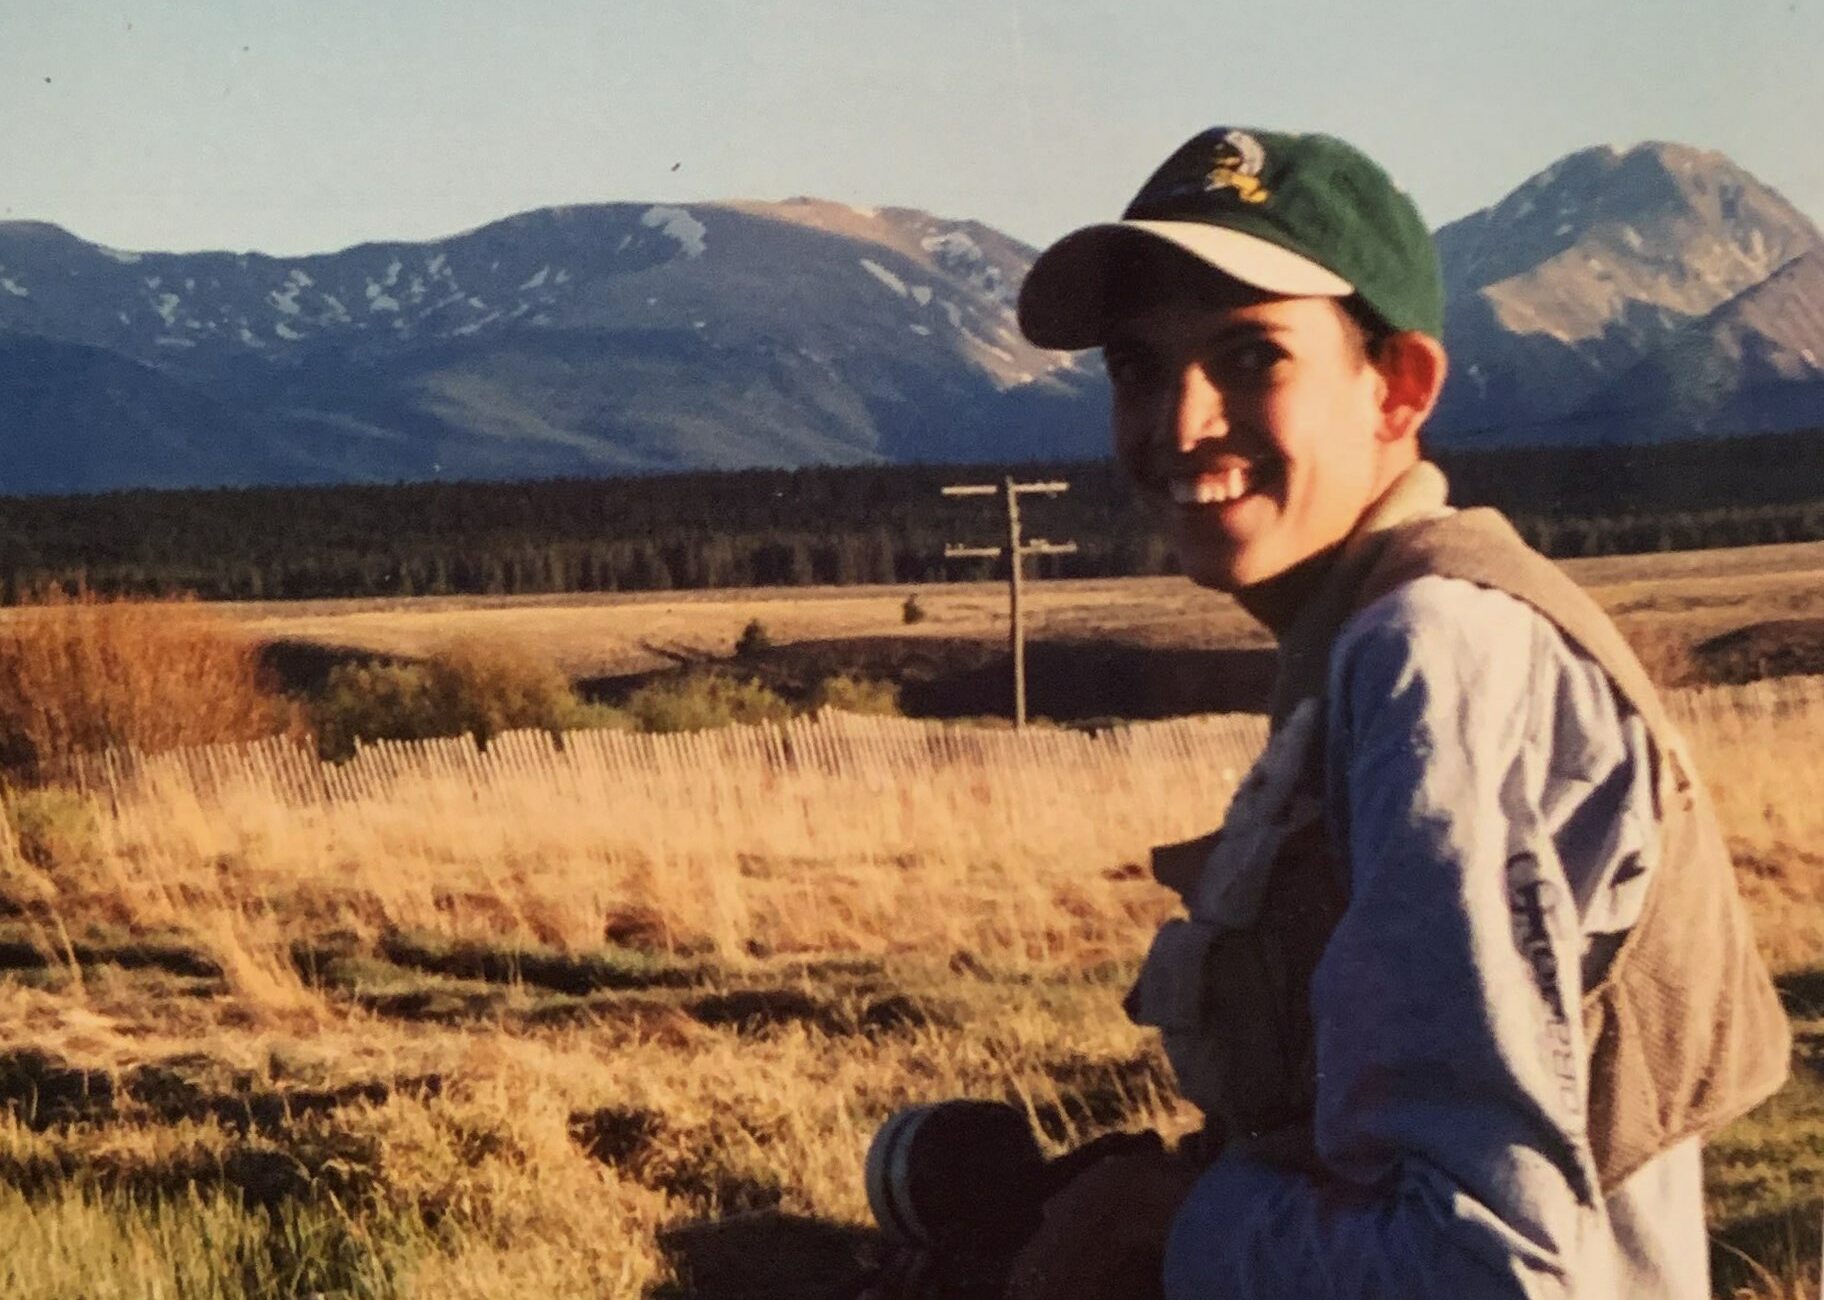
xmin=309 ymin=662 xmax=442 ymax=760
xmin=621 ymin=674 xmax=792 ymax=734
xmin=308 ymin=639 xmax=619 ymax=759
xmin=808 ymin=674 xmax=901 ymax=716
xmin=734 ymin=619 xmax=773 ymax=659
xmin=566 ymin=700 xmax=636 ymax=732
xmin=3 ymin=787 xmax=100 ymax=875
xmin=421 ymin=639 xmax=591 ymax=743
xmin=901 ymin=593 xmax=927 ymax=625
xmin=0 ymin=589 xmax=296 ymax=774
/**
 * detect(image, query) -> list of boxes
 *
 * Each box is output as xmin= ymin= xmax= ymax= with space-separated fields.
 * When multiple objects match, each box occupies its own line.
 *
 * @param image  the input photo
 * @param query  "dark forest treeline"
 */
xmin=2 ymin=430 xmax=1822 ymax=602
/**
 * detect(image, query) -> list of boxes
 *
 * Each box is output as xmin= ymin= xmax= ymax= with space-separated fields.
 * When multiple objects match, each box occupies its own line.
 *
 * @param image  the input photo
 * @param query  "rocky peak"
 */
xmin=1441 ymin=141 xmax=1819 ymax=313
xmin=1434 ymin=141 xmax=1824 ymax=432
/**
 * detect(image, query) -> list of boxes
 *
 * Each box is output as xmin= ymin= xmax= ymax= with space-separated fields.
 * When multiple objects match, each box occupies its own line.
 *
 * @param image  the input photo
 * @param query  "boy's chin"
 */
xmin=1175 ymin=534 xmax=1282 ymax=593
xmin=1179 ymin=551 xmax=1257 ymax=593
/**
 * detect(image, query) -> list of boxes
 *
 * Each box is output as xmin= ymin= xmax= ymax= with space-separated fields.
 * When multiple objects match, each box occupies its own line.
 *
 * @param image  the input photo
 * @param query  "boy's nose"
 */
xmin=1171 ymin=362 xmax=1228 ymax=454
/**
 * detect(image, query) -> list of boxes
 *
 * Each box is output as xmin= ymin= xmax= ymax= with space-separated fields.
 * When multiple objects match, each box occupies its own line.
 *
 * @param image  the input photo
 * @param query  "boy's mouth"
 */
xmin=1166 ymin=457 xmax=1277 ymax=507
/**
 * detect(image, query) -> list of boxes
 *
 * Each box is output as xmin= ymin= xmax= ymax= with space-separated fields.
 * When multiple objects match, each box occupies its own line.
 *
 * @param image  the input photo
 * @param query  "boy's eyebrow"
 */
xmin=1205 ymin=319 xmax=1293 ymax=345
xmin=1102 ymin=316 xmax=1293 ymax=353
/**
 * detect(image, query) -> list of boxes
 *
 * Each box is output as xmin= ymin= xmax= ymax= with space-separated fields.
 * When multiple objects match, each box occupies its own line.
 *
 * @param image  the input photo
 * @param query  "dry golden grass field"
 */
xmin=215 ymin=539 xmax=1824 ymax=682
xmin=0 ymin=546 xmax=1819 ymax=1299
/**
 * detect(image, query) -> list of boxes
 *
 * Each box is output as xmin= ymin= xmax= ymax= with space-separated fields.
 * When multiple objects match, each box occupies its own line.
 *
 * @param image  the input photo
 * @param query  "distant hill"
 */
xmin=3 ymin=142 xmax=1824 ymax=491
xmin=0 ymin=202 xmax=1108 ymax=492
xmin=1430 ymin=141 xmax=1824 ymax=446
xmin=1594 ymin=247 xmax=1824 ymax=439
xmin=0 ymin=330 xmax=294 ymax=490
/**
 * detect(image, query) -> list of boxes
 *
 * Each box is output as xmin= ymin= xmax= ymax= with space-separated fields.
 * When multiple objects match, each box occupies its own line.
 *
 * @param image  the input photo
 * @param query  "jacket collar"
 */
xmin=1268 ymin=461 xmax=1452 ymax=726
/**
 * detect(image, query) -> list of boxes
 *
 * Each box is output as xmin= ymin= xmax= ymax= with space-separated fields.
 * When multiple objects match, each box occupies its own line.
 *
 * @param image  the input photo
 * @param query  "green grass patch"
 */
xmin=0 ymin=1181 xmax=423 ymax=1300
xmin=1708 ymin=975 xmax=1824 ymax=1296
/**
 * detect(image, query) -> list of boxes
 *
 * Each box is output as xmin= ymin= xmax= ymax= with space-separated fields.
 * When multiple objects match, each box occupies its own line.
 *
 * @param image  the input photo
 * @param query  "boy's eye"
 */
xmin=1222 ymin=339 xmax=1286 ymax=377
xmin=1102 ymin=346 xmax=1155 ymax=389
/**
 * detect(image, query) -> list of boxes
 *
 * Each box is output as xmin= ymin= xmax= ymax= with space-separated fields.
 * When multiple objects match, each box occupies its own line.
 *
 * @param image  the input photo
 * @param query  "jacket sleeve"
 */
xmin=1162 ymin=578 xmax=1613 ymax=1300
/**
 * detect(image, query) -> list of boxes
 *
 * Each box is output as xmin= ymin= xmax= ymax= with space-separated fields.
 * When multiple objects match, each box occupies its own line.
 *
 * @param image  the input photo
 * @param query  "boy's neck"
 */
xmin=1237 ymin=543 xmax=1346 ymax=639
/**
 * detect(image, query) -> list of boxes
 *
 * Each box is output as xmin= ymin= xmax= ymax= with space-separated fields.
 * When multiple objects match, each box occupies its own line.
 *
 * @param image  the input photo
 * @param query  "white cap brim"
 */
xmin=1017 ymin=220 xmax=1354 ymax=350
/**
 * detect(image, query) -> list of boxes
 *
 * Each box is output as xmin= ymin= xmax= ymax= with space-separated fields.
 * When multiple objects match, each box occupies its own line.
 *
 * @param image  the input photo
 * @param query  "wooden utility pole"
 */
xmin=941 ymin=477 xmax=1077 ymax=727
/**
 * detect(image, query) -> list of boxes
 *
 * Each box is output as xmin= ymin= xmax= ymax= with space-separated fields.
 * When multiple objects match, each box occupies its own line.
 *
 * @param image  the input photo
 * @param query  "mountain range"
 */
xmin=2 ymin=141 xmax=1821 ymax=494
xmin=1433 ymin=141 xmax=1824 ymax=446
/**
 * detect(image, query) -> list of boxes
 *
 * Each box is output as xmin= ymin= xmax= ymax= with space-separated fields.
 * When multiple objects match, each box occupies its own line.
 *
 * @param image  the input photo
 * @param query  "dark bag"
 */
xmin=854 ymin=1101 xmax=1165 ymax=1299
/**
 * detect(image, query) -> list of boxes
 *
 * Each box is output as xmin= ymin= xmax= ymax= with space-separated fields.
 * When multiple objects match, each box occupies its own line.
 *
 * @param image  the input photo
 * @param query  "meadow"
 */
xmin=215 ymin=537 xmax=1824 ymax=682
xmin=0 ymin=563 xmax=1818 ymax=1298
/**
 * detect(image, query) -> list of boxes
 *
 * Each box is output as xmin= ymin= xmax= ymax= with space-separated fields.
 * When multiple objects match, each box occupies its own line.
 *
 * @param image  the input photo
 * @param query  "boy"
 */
xmin=998 ymin=127 xmax=1790 ymax=1299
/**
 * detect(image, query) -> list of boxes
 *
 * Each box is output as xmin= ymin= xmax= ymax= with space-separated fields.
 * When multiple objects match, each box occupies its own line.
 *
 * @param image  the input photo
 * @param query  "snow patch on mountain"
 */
xmin=921 ymin=230 xmax=1014 ymax=307
xmin=0 ymin=276 xmax=27 ymax=298
xmin=98 ymin=247 xmax=141 ymax=265
xmin=154 ymin=293 xmax=181 ymax=325
xmin=922 ymin=231 xmax=980 ymax=263
xmin=641 ymin=206 xmax=707 ymax=257
xmin=520 ymin=266 xmax=550 ymax=291
xmin=961 ymin=329 xmax=1015 ymax=364
xmin=859 ymin=259 xmax=908 ymax=296
xmin=451 ymin=311 xmax=500 ymax=337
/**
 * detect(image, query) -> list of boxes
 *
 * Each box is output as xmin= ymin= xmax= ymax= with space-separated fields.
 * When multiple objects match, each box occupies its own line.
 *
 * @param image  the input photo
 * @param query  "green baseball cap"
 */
xmin=1017 ymin=127 xmax=1443 ymax=349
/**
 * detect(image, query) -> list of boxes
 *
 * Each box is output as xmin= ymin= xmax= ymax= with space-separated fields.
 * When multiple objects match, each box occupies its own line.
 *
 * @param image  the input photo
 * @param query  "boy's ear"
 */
xmin=1373 ymin=332 xmax=1448 ymax=445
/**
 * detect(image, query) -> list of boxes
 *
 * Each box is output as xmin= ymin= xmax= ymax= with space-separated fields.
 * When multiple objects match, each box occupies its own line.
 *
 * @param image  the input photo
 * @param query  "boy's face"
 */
xmin=1103 ymin=279 xmax=1406 ymax=593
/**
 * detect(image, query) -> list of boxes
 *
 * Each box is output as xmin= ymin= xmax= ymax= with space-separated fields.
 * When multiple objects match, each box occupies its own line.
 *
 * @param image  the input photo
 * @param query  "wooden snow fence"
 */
xmin=56 ymin=710 xmax=1275 ymax=817
xmin=53 ymin=674 xmax=1824 ymax=818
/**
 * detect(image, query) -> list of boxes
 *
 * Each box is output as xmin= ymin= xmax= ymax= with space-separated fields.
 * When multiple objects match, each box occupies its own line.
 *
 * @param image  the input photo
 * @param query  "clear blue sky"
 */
xmin=4 ymin=0 xmax=1820 ymax=256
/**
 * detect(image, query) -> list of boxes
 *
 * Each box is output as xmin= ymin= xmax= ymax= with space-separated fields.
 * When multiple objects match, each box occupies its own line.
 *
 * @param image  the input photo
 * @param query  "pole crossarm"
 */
xmin=938 ymin=477 xmax=1077 ymax=728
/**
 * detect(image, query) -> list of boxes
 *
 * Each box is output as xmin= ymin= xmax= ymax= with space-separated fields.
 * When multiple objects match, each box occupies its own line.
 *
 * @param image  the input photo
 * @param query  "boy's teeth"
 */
xmin=1170 ymin=466 xmax=1254 ymax=504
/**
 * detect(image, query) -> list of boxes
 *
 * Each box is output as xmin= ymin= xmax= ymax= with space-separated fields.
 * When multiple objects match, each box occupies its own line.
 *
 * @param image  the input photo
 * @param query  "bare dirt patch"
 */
xmin=1695 ymin=619 xmax=1824 ymax=684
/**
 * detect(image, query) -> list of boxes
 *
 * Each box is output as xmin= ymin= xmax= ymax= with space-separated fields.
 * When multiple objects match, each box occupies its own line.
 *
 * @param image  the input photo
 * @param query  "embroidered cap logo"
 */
xmin=1205 ymin=130 xmax=1270 ymax=205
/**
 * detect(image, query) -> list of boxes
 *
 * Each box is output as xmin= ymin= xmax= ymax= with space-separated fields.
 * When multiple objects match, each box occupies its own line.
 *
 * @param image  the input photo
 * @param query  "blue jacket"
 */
xmin=1163 ymin=576 xmax=1706 ymax=1299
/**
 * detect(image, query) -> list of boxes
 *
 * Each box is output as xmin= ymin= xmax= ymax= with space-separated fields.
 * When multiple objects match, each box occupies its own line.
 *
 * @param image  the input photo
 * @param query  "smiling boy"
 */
xmin=1004 ymin=128 xmax=1790 ymax=1299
